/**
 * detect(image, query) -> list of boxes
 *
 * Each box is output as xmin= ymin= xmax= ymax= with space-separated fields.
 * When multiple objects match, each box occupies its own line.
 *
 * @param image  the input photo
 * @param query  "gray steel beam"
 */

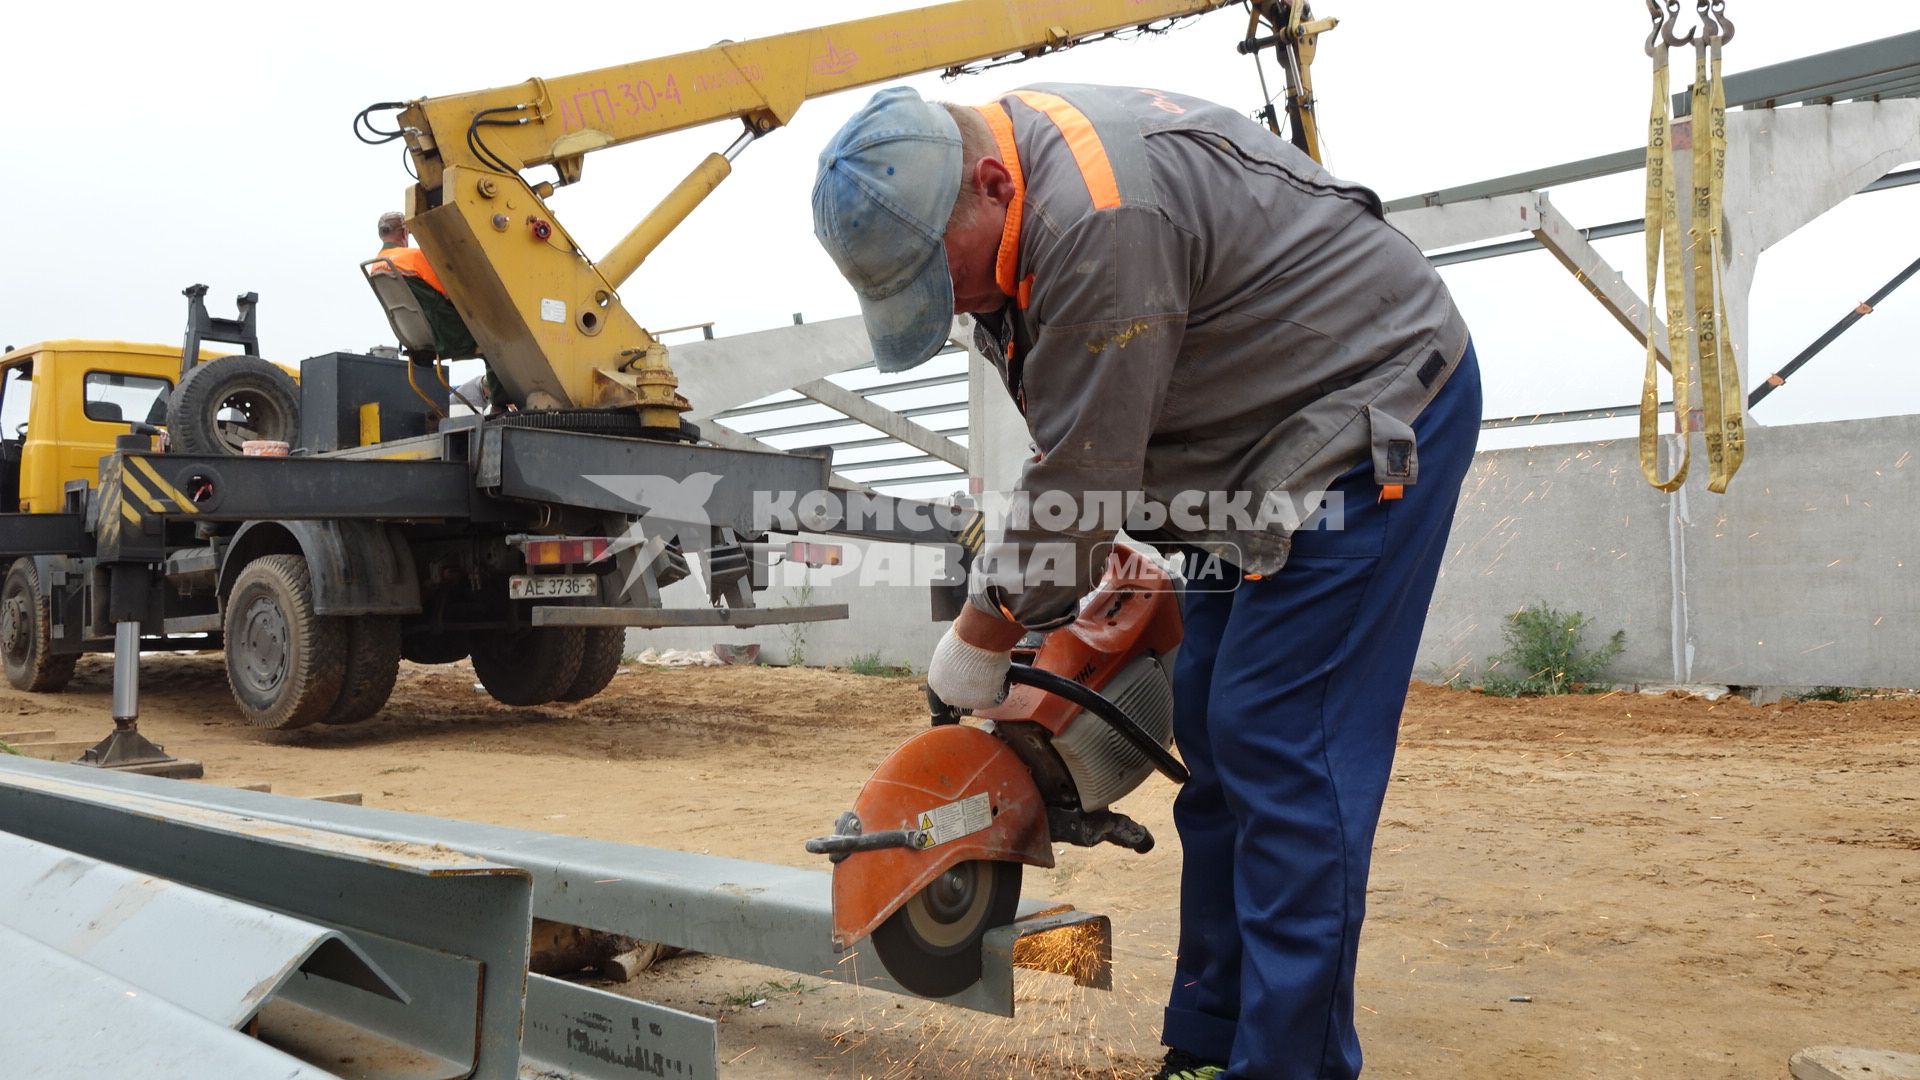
xmin=1387 ymin=33 xmax=1920 ymax=212
xmin=1481 ymin=402 xmax=1670 ymax=430
xmin=1422 ymin=165 xmax=1917 ymax=267
xmin=707 ymin=373 xmax=970 ymax=425
xmin=1384 ymin=149 xmax=1645 ymax=212
xmin=0 ymin=924 xmax=340 ymax=1080
xmin=851 ymin=370 xmax=971 ymax=398
xmin=0 ymin=756 xmax=1111 ymax=1018
xmin=709 ymin=393 xmax=810 ymax=421
xmin=797 ymin=425 xmax=967 ymax=452
xmin=1672 ymin=30 xmax=1920 ymax=116
xmin=524 ymin=974 xmax=718 ymax=1080
xmin=795 ymin=377 xmax=969 ymax=469
xmin=533 ymin=602 xmax=849 ymax=628
xmin=0 ymin=830 xmax=401 ymax=1030
xmin=0 ymin=759 xmax=534 ymax=1079
xmin=735 ymin=399 xmax=965 ymax=440
xmin=871 ymin=470 xmax=968 ymax=488
xmin=1529 ymin=195 xmax=1673 ymax=371
xmin=837 ymin=451 xmax=939 ymax=471
xmin=482 ymin=426 xmax=832 ymax=530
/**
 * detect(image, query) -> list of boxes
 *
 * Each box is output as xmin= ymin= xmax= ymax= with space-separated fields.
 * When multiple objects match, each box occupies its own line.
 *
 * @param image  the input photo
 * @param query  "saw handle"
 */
xmin=1005 ymin=664 xmax=1190 ymax=785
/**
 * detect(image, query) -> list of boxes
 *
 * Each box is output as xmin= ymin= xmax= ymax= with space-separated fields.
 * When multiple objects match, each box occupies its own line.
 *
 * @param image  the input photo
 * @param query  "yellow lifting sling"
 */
xmin=1640 ymin=0 xmax=1745 ymax=493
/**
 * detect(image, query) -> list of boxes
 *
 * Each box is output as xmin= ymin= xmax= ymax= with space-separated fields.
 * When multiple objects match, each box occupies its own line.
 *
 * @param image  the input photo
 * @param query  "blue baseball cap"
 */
xmin=812 ymin=87 xmax=962 ymax=373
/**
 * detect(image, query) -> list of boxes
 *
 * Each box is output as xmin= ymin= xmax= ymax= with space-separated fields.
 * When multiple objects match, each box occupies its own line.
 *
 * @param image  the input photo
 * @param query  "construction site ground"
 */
xmin=7 ymin=655 xmax=1916 ymax=1079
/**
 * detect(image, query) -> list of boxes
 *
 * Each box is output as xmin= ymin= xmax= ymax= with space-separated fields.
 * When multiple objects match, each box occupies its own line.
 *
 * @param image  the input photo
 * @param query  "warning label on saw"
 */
xmin=916 ymin=792 xmax=992 ymax=848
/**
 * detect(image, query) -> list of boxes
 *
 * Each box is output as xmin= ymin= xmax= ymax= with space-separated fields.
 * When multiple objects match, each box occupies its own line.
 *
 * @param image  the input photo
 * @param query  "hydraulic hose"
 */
xmin=1006 ymin=664 xmax=1190 ymax=785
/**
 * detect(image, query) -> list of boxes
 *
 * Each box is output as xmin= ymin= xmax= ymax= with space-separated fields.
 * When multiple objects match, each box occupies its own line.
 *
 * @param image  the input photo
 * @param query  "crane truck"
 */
xmin=0 ymin=1 xmax=1329 ymax=756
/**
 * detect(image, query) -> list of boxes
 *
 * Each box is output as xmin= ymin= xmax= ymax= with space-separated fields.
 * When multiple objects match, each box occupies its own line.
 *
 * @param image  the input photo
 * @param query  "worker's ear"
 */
xmin=974 ymin=157 xmax=1015 ymax=208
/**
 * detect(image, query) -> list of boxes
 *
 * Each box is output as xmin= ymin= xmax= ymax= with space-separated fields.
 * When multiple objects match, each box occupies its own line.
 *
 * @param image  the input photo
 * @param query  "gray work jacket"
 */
xmin=966 ymin=83 xmax=1469 ymax=627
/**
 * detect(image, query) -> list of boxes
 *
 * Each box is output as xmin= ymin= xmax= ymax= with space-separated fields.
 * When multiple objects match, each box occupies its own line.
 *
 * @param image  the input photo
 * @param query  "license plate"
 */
xmin=509 ymin=574 xmax=598 ymax=600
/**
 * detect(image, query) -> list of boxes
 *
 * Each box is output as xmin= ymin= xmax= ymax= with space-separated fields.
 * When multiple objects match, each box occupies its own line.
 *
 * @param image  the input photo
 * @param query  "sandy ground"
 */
xmin=6 ymin=655 xmax=1917 ymax=1079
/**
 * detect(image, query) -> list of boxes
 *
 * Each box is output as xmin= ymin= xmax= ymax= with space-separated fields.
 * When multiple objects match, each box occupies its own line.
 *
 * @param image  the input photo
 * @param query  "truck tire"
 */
xmin=169 ymin=355 xmax=301 ymax=456
xmin=2 ymin=559 xmax=77 ymax=692
xmin=556 ymin=627 xmax=624 ymax=702
xmin=471 ymin=627 xmax=584 ymax=707
xmin=224 ymin=554 xmax=346 ymax=729
xmin=322 ymin=616 xmax=402 ymax=725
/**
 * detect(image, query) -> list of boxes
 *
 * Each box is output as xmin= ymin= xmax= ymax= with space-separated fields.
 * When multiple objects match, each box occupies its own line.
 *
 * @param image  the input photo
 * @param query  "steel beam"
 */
xmin=0 ymin=830 xmax=401 ymax=1030
xmin=0 ymin=924 xmax=340 ymax=1080
xmin=732 ymin=398 xmax=965 ymax=440
xmin=523 ymin=974 xmax=719 ymax=1080
xmin=481 ymin=425 xmax=833 ymax=531
xmin=532 ymin=601 xmax=849 ymax=628
xmin=1384 ymin=32 xmax=1920 ymax=213
xmin=794 ymin=377 xmax=969 ymax=469
xmin=1530 ymin=194 xmax=1673 ymax=371
xmin=1672 ymin=30 xmax=1920 ymax=116
xmin=0 ymin=759 xmax=534 ymax=1079
xmin=0 ymin=756 xmax=1112 ymax=1018
xmin=1388 ymin=193 xmax=1542 ymax=251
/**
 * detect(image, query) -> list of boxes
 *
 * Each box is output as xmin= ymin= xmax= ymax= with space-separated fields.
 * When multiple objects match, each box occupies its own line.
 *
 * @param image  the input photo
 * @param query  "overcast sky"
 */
xmin=4 ymin=1 xmax=1914 ymax=455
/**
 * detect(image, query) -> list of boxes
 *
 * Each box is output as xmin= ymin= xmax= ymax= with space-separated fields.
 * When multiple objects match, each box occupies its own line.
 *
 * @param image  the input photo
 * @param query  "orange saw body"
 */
xmin=808 ymin=547 xmax=1186 ymax=997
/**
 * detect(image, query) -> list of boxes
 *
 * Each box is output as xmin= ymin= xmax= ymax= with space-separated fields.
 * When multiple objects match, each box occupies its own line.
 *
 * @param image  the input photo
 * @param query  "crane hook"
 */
xmin=1661 ymin=0 xmax=1696 ymax=48
xmin=1705 ymin=0 xmax=1735 ymax=44
xmin=1644 ymin=0 xmax=1666 ymax=56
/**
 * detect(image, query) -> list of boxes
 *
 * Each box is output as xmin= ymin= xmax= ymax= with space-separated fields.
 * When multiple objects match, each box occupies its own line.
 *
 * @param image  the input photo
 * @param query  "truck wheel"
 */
xmin=322 ymin=616 xmax=402 ymax=725
xmin=2 ymin=559 xmax=77 ymax=692
xmin=224 ymin=554 xmax=346 ymax=729
xmin=169 ymin=356 xmax=301 ymax=456
xmin=471 ymin=627 xmax=584 ymax=707
xmin=556 ymin=627 xmax=624 ymax=702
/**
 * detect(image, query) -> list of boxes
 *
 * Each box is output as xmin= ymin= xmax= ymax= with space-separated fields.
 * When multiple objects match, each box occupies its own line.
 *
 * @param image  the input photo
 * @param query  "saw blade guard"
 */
xmin=829 ymin=724 xmax=1051 ymax=950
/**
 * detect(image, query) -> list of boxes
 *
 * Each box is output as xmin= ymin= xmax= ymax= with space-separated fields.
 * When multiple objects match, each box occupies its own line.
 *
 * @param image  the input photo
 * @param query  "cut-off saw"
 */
xmin=806 ymin=547 xmax=1188 ymax=997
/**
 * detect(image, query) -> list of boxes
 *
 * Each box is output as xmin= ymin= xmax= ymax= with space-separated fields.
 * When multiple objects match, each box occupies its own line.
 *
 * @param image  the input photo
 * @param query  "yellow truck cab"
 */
xmin=0 ymin=341 xmax=183 ymax=513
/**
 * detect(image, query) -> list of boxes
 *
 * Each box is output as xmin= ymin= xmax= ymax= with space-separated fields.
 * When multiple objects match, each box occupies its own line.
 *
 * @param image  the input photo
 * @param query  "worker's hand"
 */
xmin=926 ymin=605 xmax=1026 ymax=710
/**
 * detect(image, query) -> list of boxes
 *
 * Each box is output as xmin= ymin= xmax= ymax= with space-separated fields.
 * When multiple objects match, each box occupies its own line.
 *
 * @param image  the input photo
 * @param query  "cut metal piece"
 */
xmin=0 ymin=924 xmax=341 ymax=1080
xmin=523 ymin=973 xmax=719 ymax=1080
xmin=0 ymin=830 xmax=402 ymax=1029
xmin=0 ymin=758 xmax=534 ymax=1079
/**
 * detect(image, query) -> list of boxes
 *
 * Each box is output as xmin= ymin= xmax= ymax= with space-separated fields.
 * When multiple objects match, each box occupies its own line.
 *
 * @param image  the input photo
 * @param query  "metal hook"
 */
xmin=1708 ymin=0 xmax=1734 ymax=45
xmin=1662 ymin=0 xmax=1696 ymax=48
xmin=1644 ymin=0 xmax=1667 ymax=55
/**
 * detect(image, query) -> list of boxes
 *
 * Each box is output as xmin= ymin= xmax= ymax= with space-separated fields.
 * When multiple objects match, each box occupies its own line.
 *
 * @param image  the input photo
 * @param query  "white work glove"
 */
xmin=926 ymin=606 xmax=1025 ymax=710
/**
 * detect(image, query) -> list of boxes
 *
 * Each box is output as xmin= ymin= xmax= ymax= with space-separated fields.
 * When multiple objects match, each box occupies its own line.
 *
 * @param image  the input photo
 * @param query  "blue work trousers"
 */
xmin=1162 ymin=343 xmax=1482 ymax=1079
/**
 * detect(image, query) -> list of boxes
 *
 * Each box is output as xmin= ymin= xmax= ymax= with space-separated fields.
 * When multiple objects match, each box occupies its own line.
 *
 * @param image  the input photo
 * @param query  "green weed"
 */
xmin=1481 ymin=602 xmax=1625 ymax=697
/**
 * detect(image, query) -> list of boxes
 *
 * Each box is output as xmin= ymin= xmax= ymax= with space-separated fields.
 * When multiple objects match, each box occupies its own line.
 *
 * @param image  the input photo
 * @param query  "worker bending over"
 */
xmin=812 ymin=84 xmax=1481 ymax=1080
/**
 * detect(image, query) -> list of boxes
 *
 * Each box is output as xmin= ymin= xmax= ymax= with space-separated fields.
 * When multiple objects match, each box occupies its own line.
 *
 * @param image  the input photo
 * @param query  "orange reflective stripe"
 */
xmin=1009 ymin=90 xmax=1122 ymax=211
xmin=972 ymin=104 xmax=1027 ymax=302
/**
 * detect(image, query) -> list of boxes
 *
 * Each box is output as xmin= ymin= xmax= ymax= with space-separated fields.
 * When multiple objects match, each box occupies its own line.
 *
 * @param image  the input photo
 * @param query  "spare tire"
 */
xmin=168 ymin=356 xmax=301 ymax=456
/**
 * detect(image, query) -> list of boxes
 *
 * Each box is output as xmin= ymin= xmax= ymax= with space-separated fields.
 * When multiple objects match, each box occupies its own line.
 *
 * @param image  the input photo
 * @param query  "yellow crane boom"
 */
xmin=376 ymin=1 xmax=1325 ymax=420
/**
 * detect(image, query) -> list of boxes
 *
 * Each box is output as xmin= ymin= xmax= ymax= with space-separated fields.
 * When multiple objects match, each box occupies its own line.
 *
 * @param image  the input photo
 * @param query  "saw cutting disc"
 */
xmin=870 ymin=859 xmax=1023 ymax=998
